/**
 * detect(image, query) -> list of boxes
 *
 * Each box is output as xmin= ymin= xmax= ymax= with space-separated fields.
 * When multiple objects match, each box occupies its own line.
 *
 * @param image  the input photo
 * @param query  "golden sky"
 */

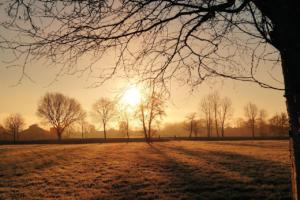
xmin=0 ymin=57 xmax=286 ymax=129
xmin=0 ymin=3 xmax=287 ymax=130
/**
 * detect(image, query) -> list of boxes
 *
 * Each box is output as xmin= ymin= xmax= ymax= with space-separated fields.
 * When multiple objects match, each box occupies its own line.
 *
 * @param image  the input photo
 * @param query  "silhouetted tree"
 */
xmin=235 ymin=118 xmax=247 ymax=130
xmin=2 ymin=0 xmax=300 ymax=197
xmin=0 ymin=124 xmax=4 ymax=135
xmin=200 ymin=96 xmax=213 ymax=137
xmin=37 ymin=92 xmax=86 ymax=140
xmin=192 ymin=120 xmax=201 ymax=138
xmin=244 ymin=102 xmax=258 ymax=137
xmin=208 ymin=92 xmax=221 ymax=137
xmin=92 ymin=98 xmax=116 ymax=140
xmin=219 ymin=97 xmax=233 ymax=137
xmin=137 ymin=85 xmax=166 ymax=142
xmin=119 ymin=120 xmax=129 ymax=139
xmin=269 ymin=112 xmax=289 ymax=136
xmin=118 ymin=105 xmax=132 ymax=139
xmin=258 ymin=109 xmax=268 ymax=136
xmin=78 ymin=119 xmax=90 ymax=139
xmin=4 ymin=113 xmax=25 ymax=143
xmin=185 ymin=112 xmax=197 ymax=138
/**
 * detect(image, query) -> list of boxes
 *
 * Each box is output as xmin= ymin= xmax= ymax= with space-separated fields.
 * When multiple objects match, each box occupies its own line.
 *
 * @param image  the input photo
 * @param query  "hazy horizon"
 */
xmin=0 ymin=67 xmax=286 ymax=129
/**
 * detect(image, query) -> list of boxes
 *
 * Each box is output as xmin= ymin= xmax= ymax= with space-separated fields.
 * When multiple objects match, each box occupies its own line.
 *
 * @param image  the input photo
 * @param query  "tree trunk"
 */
xmin=215 ymin=119 xmax=219 ymax=137
xmin=281 ymin=49 xmax=300 ymax=200
xmin=126 ymin=127 xmax=129 ymax=140
xmin=81 ymin=124 xmax=84 ymax=139
xmin=251 ymin=1 xmax=300 ymax=197
xmin=13 ymin=130 xmax=16 ymax=143
xmin=56 ymin=126 xmax=63 ymax=141
xmin=189 ymin=121 xmax=193 ymax=138
xmin=142 ymin=119 xmax=148 ymax=142
xmin=221 ymin=125 xmax=225 ymax=137
xmin=126 ymin=120 xmax=129 ymax=140
xmin=103 ymin=123 xmax=107 ymax=140
xmin=57 ymin=131 xmax=62 ymax=140
xmin=148 ymin=123 xmax=152 ymax=143
xmin=252 ymin=122 xmax=255 ymax=138
xmin=206 ymin=122 xmax=210 ymax=137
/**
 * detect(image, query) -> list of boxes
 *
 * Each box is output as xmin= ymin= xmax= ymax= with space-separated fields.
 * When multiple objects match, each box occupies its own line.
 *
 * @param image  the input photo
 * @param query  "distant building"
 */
xmin=50 ymin=127 xmax=57 ymax=135
xmin=19 ymin=124 xmax=56 ymax=140
xmin=0 ymin=126 xmax=12 ymax=141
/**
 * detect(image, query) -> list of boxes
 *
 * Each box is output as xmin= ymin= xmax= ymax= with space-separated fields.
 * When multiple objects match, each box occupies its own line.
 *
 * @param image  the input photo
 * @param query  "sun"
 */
xmin=122 ymin=86 xmax=141 ymax=107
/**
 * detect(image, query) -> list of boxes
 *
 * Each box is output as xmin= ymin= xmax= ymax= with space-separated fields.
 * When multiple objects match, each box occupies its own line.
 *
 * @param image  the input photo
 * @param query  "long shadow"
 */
xmin=147 ymin=143 xmax=291 ymax=199
xmin=208 ymin=141 xmax=288 ymax=150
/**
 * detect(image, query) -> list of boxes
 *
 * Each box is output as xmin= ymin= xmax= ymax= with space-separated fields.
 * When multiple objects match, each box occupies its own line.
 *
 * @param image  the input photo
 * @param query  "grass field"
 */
xmin=0 ymin=140 xmax=291 ymax=199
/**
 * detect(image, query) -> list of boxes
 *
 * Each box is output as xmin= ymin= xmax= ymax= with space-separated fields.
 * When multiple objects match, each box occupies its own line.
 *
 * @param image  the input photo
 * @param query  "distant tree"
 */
xmin=85 ymin=124 xmax=96 ymax=137
xmin=64 ymin=125 xmax=77 ymax=138
xmin=118 ymin=105 xmax=132 ymax=139
xmin=218 ymin=97 xmax=233 ymax=137
xmin=235 ymin=118 xmax=246 ymax=129
xmin=200 ymin=96 xmax=213 ymax=137
xmin=269 ymin=112 xmax=289 ymax=136
xmin=244 ymin=102 xmax=258 ymax=137
xmin=185 ymin=112 xmax=197 ymax=138
xmin=137 ymin=86 xmax=166 ymax=142
xmin=192 ymin=120 xmax=201 ymax=138
xmin=0 ymin=124 xmax=4 ymax=134
xmin=37 ymin=92 xmax=86 ymax=140
xmin=78 ymin=119 xmax=91 ymax=139
xmin=160 ymin=122 xmax=187 ymax=137
xmin=258 ymin=109 xmax=268 ymax=136
xmin=92 ymin=98 xmax=116 ymax=140
xmin=4 ymin=113 xmax=25 ymax=143
xmin=119 ymin=120 xmax=129 ymax=139
xmin=209 ymin=92 xmax=221 ymax=137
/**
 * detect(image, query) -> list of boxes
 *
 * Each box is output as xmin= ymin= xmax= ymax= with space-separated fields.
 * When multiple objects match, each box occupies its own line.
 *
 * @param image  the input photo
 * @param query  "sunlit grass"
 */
xmin=0 ymin=141 xmax=291 ymax=199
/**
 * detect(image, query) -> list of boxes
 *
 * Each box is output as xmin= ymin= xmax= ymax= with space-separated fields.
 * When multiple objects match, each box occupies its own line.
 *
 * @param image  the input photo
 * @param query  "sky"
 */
xmin=0 ymin=58 xmax=286 ymax=130
xmin=0 ymin=2 xmax=287 ymax=130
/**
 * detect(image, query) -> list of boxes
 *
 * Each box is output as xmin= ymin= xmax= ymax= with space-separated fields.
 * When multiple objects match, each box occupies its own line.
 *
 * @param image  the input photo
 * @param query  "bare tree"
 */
xmin=269 ymin=112 xmax=289 ymax=136
xmin=37 ymin=92 xmax=86 ymax=140
xmin=200 ymin=96 xmax=213 ymax=137
xmin=78 ymin=119 xmax=90 ymax=139
xmin=137 ymin=86 xmax=166 ymax=142
xmin=2 ymin=0 xmax=300 ymax=197
xmin=193 ymin=120 xmax=200 ymax=138
xmin=209 ymin=92 xmax=221 ymax=137
xmin=119 ymin=120 xmax=129 ymax=139
xmin=92 ymin=98 xmax=116 ymax=140
xmin=185 ymin=112 xmax=197 ymax=138
xmin=118 ymin=105 xmax=132 ymax=139
xmin=244 ymin=102 xmax=258 ymax=138
xmin=258 ymin=109 xmax=268 ymax=136
xmin=4 ymin=113 xmax=25 ymax=143
xmin=219 ymin=97 xmax=233 ymax=137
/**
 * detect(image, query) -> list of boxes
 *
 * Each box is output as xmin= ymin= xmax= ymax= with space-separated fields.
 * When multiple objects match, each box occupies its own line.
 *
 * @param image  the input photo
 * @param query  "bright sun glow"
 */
xmin=122 ymin=87 xmax=141 ymax=107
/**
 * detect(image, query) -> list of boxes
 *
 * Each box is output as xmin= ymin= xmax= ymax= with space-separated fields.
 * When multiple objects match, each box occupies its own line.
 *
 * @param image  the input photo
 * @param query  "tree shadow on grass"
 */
xmin=147 ymin=143 xmax=291 ymax=200
xmin=208 ymin=141 xmax=288 ymax=150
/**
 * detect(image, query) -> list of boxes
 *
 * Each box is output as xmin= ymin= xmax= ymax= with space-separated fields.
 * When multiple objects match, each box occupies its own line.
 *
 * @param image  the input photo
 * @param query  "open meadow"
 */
xmin=0 ymin=140 xmax=291 ymax=199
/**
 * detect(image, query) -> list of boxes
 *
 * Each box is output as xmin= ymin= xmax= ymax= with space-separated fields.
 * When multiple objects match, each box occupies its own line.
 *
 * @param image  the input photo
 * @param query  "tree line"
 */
xmin=1 ymin=90 xmax=288 ymax=143
xmin=184 ymin=91 xmax=288 ymax=138
xmin=0 ymin=85 xmax=166 ymax=142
